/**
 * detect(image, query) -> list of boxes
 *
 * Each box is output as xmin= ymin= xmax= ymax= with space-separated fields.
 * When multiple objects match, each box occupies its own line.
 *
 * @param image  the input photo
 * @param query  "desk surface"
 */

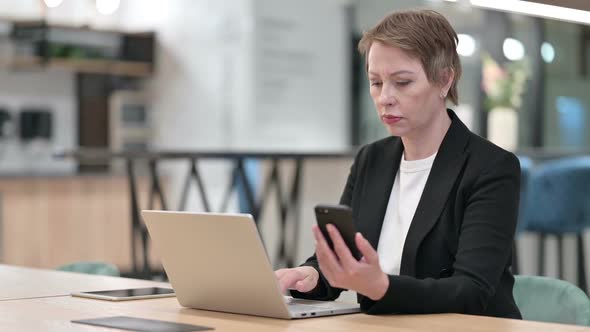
xmin=1 ymin=265 xmax=589 ymax=331
xmin=0 ymin=264 xmax=169 ymax=301
xmin=1 ymin=296 xmax=589 ymax=332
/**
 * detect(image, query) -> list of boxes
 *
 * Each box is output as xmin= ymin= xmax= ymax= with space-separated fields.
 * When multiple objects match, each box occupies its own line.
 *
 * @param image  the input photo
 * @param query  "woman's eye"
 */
xmin=396 ymin=81 xmax=411 ymax=86
xmin=370 ymin=81 xmax=382 ymax=87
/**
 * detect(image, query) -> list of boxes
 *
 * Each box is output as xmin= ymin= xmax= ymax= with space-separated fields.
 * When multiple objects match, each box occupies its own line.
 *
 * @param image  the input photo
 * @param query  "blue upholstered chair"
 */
xmin=519 ymin=157 xmax=590 ymax=292
xmin=516 ymin=155 xmax=533 ymax=227
xmin=514 ymin=275 xmax=590 ymax=326
xmin=512 ymin=155 xmax=534 ymax=274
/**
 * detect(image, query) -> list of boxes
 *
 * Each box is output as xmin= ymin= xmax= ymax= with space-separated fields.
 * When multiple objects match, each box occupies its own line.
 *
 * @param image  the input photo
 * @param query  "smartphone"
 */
xmin=71 ymin=287 xmax=175 ymax=301
xmin=314 ymin=204 xmax=362 ymax=260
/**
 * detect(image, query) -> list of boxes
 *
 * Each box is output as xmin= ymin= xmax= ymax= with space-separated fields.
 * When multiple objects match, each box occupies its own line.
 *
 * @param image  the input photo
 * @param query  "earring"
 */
xmin=440 ymin=91 xmax=446 ymax=99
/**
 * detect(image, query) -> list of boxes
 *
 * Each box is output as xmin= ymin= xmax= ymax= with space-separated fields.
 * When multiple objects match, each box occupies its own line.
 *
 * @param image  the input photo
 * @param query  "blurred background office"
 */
xmin=0 ymin=0 xmax=588 ymax=295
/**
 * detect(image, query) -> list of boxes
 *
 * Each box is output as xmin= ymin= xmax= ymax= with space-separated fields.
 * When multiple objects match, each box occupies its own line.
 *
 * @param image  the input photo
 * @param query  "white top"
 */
xmin=377 ymin=152 xmax=437 ymax=276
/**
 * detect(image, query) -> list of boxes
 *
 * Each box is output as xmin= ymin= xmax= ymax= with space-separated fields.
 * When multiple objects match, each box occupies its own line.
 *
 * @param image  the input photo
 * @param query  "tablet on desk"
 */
xmin=71 ymin=287 xmax=175 ymax=301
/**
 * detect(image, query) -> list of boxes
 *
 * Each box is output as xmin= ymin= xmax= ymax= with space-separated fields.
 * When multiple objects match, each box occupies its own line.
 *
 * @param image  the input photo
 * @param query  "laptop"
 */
xmin=141 ymin=210 xmax=361 ymax=319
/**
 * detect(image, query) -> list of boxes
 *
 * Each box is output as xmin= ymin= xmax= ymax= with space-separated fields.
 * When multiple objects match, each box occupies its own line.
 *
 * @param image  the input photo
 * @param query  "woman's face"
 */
xmin=367 ymin=41 xmax=448 ymax=139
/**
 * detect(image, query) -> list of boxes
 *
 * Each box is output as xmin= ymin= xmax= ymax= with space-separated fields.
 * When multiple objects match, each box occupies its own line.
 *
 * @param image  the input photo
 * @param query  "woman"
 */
xmin=275 ymin=9 xmax=521 ymax=318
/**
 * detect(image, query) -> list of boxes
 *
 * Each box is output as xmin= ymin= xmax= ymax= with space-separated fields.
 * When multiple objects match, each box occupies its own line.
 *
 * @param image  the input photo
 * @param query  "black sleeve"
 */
xmin=290 ymin=145 xmax=368 ymax=301
xmin=361 ymin=152 xmax=521 ymax=314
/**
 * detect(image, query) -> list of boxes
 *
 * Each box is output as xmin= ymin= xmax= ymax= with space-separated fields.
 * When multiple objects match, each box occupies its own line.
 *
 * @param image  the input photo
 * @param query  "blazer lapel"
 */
xmin=399 ymin=110 xmax=470 ymax=276
xmin=358 ymin=137 xmax=404 ymax=250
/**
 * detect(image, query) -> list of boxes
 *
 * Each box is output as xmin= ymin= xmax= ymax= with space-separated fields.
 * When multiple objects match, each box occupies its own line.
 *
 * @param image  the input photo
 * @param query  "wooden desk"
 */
xmin=1 ymin=296 xmax=589 ymax=332
xmin=1 ymin=265 xmax=589 ymax=331
xmin=0 ymin=264 xmax=169 ymax=301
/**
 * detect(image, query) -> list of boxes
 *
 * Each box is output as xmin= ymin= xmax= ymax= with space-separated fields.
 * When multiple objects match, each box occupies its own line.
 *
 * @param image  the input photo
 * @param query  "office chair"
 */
xmin=512 ymin=155 xmax=534 ymax=274
xmin=513 ymin=275 xmax=590 ymax=326
xmin=519 ymin=157 xmax=590 ymax=292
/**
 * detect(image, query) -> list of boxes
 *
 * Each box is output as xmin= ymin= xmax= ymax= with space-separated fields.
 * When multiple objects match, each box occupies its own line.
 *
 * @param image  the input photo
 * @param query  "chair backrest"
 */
xmin=516 ymin=155 xmax=533 ymax=232
xmin=517 ymin=155 xmax=534 ymax=188
xmin=513 ymin=275 xmax=590 ymax=326
xmin=521 ymin=157 xmax=590 ymax=233
xmin=56 ymin=261 xmax=120 ymax=277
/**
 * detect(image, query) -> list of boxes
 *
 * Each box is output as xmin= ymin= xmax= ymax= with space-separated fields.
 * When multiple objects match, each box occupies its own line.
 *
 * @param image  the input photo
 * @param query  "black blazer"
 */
xmin=292 ymin=110 xmax=522 ymax=319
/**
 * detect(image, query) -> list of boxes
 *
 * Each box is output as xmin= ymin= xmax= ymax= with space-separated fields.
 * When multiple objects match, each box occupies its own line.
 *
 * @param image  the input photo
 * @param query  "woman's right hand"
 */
xmin=275 ymin=266 xmax=319 ymax=294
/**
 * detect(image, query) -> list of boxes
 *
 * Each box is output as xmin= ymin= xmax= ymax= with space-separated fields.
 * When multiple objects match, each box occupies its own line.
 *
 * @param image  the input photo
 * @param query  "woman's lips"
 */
xmin=381 ymin=114 xmax=402 ymax=124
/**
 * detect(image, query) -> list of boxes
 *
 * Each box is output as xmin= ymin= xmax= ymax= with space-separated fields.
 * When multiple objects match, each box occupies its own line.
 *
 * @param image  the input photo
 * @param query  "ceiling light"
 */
xmin=503 ymin=38 xmax=525 ymax=61
xmin=44 ymin=0 xmax=63 ymax=8
xmin=96 ymin=0 xmax=120 ymax=15
xmin=457 ymin=34 xmax=476 ymax=57
xmin=541 ymin=42 xmax=555 ymax=63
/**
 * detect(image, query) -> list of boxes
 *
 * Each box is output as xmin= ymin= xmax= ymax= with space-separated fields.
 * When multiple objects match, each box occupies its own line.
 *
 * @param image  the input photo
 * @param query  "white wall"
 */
xmin=235 ymin=0 xmax=350 ymax=151
xmin=125 ymin=0 xmax=255 ymax=217
xmin=107 ymin=0 xmax=350 ymax=152
xmin=0 ymin=0 xmax=39 ymax=19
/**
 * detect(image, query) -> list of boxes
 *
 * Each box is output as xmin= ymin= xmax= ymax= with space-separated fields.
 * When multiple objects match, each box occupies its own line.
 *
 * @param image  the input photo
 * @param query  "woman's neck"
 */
xmin=401 ymin=109 xmax=452 ymax=161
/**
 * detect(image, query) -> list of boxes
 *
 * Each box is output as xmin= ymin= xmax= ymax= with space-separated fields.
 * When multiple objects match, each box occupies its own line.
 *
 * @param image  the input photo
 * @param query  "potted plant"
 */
xmin=482 ymin=53 xmax=530 ymax=151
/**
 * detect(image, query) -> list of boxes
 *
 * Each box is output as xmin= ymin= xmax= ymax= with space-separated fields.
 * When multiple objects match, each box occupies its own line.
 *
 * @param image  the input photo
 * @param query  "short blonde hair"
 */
xmin=358 ymin=9 xmax=462 ymax=105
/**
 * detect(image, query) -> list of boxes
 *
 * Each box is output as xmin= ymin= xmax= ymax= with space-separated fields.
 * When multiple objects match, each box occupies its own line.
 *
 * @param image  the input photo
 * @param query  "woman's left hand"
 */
xmin=312 ymin=224 xmax=389 ymax=301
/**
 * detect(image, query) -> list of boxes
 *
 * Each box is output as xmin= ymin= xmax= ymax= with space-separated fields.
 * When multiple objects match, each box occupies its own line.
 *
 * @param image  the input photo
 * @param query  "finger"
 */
xmin=356 ymin=232 xmax=379 ymax=265
xmin=313 ymin=226 xmax=336 ymax=269
xmin=313 ymin=245 xmax=334 ymax=283
xmin=276 ymin=269 xmax=294 ymax=285
xmin=326 ymin=224 xmax=356 ymax=269
xmin=295 ymin=274 xmax=317 ymax=292
xmin=313 ymin=225 xmax=341 ymax=264
xmin=277 ymin=270 xmax=303 ymax=294
xmin=313 ymin=226 xmax=342 ymax=277
xmin=275 ymin=268 xmax=288 ymax=279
